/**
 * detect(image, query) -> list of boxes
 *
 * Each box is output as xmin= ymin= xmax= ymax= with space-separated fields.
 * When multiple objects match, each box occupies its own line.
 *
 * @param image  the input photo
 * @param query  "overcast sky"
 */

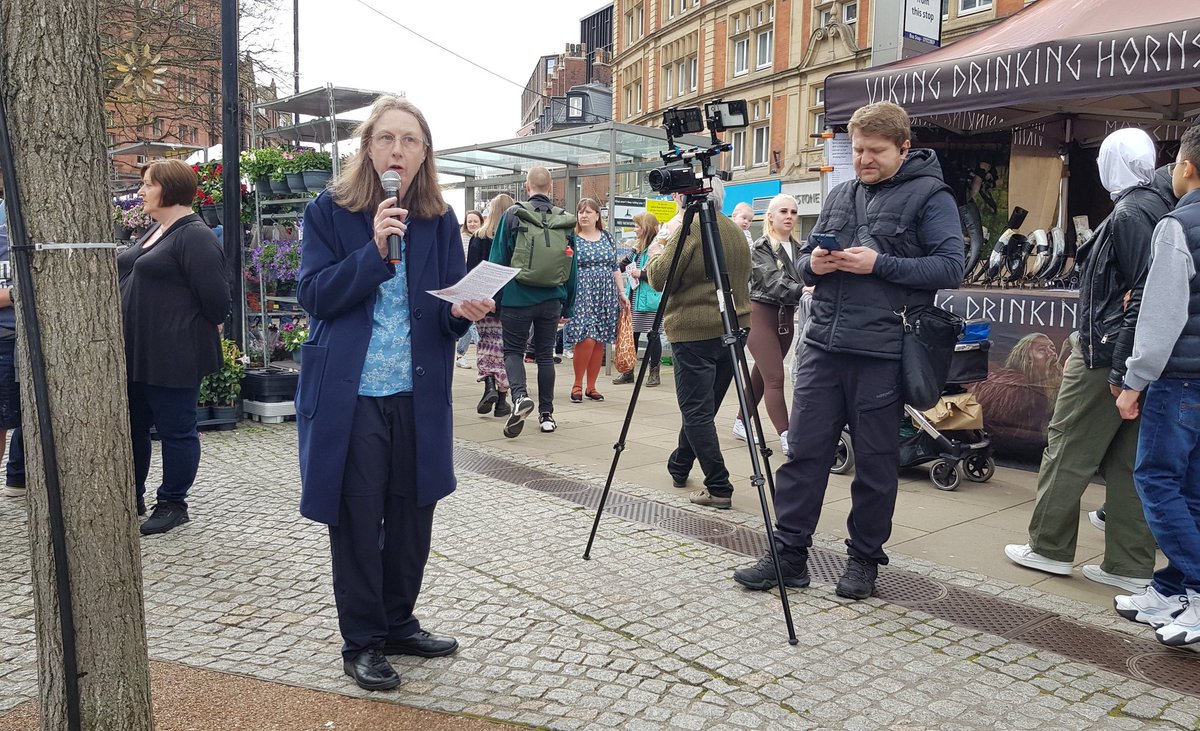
xmin=270 ymin=0 xmax=609 ymax=150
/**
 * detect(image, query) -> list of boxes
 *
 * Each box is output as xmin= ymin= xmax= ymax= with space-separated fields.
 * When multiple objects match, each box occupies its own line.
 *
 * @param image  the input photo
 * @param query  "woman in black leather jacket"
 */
xmin=732 ymin=193 xmax=805 ymax=455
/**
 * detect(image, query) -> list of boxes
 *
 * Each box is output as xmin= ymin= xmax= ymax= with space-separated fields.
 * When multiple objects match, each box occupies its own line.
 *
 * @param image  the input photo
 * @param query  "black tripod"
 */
xmin=582 ymin=189 xmax=799 ymax=645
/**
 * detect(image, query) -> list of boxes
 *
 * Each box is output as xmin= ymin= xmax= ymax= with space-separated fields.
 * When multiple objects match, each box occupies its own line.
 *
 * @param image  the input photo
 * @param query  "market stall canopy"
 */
xmin=824 ymin=0 xmax=1200 ymax=136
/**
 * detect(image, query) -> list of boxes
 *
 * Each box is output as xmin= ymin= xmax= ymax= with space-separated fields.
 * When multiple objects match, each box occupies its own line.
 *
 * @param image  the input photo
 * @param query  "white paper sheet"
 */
xmin=426 ymin=261 xmax=520 ymax=305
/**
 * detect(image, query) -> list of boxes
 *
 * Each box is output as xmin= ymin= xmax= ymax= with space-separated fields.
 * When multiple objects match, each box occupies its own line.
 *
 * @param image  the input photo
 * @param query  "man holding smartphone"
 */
xmin=734 ymin=102 xmax=964 ymax=599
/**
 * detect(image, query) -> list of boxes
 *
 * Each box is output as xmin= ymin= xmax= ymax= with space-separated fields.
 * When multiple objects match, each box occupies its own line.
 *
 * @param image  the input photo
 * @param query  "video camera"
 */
xmin=647 ymin=99 xmax=749 ymax=196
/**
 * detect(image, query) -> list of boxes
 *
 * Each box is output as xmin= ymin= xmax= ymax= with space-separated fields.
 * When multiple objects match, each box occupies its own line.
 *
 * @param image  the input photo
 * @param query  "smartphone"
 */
xmin=809 ymin=232 xmax=842 ymax=252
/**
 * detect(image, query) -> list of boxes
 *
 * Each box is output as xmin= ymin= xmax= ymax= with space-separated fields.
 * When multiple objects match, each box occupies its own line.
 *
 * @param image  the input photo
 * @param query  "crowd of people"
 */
xmin=6 ymin=93 xmax=1198 ymax=697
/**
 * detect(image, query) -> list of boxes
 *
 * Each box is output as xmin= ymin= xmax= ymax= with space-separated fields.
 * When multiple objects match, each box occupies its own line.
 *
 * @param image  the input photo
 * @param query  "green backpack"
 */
xmin=510 ymin=201 xmax=577 ymax=288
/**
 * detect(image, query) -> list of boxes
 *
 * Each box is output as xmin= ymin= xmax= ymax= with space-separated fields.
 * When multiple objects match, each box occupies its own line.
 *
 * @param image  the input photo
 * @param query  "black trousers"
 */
xmin=667 ymin=338 xmax=735 ymax=497
xmin=501 ymin=300 xmax=562 ymax=414
xmin=774 ymin=347 xmax=903 ymax=565
xmin=328 ymin=394 xmax=435 ymax=660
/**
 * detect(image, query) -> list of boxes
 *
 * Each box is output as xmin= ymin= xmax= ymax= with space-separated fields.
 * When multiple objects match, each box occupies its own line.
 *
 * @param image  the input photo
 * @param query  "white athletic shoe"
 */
xmin=1082 ymin=565 xmax=1151 ymax=593
xmin=732 ymin=418 xmax=747 ymax=442
xmin=1088 ymin=509 xmax=1106 ymax=532
xmin=1155 ymin=590 xmax=1200 ymax=646
xmin=1115 ymin=585 xmax=1189 ymax=628
xmin=455 ymin=357 xmax=473 ymax=369
xmin=1004 ymin=543 xmax=1073 ymax=576
xmin=779 ymin=430 xmax=790 ymax=457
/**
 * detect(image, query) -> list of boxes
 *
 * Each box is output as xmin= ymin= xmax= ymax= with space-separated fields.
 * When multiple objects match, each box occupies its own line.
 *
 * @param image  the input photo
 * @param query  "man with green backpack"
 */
xmin=488 ymin=166 xmax=578 ymax=438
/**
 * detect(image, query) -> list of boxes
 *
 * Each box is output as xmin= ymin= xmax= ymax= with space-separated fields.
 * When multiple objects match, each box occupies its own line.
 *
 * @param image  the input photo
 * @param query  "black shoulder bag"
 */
xmin=855 ymin=184 xmax=962 ymax=410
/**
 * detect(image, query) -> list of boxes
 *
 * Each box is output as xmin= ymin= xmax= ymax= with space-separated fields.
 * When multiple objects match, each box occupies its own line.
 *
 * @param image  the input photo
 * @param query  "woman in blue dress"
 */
xmin=564 ymin=198 xmax=626 ymax=402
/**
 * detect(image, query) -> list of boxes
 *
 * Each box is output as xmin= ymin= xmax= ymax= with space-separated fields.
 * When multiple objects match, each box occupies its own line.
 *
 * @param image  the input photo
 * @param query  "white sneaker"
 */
xmin=1115 ymin=585 xmax=1189 ymax=628
xmin=1 ymin=485 xmax=25 ymax=498
xmin=732 ymin=418 xmax=747 ymax=442
xmin=456 ymin=357 xmax=473 ymax=369
xmin=539 ymin=412 xmax=557 ymax=432
xmin=1155 ymin=590 xmax=1200 ymax=646
xmin=1082 ymin=565 xmax=1150 ymax=593
xmin=1003 ymin=544 xmax=1073 ymax=576
xmin=779 ymin=431 xmax=790 ymax=457
xmin=1088 ymin=510 xmax=1105 ymax=532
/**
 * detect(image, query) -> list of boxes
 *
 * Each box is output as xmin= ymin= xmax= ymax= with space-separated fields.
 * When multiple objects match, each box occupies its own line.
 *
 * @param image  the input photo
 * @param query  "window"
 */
xmin=757 ymin=9 xmax=763 ymax=24
xmin=733 ymin=37 xmax=749 ymax=75
xmin=625 ymin=87 xmax=632 ymax=118
xmin=943 ymin=0 xmax=950 ymax=19
xmin=843 ymin=2 xmax=857 ymax=24
xmin=152 ymin=117 xmax=162 ymax=136
xmin=734 ymin=16 xmax=740 ymax=32
xmin=752 ymin=126 xmax=769 ymax=167
xmin=668 ymin=0 xmax=674 ymax=18
xmin=820 ymin=9 xmax=832 ymax=25
xmin=689 ymin=57 xmax=698 ymax=91
xmin=664 ymin=67 xmax=673 ymax=100
xmin=635 ymin=81 xmax=642 ymax=112
xmin=678 ymin=61 xmax=686 ymax=95
xmin=765 ymin=99 xmax=771 ymax=117
xmin=959 ymin=0 xmax=991 ymax=13
xmin=815 ymin=87 xmax=825 ymax=106
xmin=769 ymin=4 xmax=774 ymax=20
xmin=546 ymin=58 xmax=556 ymax=75
xmin=756 ymin=29 xmax=773 ymax=69
xmin=730 ymin=130 xmax=745 ymax=169
xmin=679 ymin=0 xmax=686 ymax=13
xmin=813 ymin=112 xmax=826 ymax=140
xmin=568 ymin=96 xmax=583 ymax=118
xmin=625 ymin=12 xmax=634 ymax=46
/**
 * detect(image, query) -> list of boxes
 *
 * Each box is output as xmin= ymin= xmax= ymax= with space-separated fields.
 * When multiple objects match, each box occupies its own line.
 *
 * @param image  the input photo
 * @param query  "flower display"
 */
xmin=113 ymin=197 xmax=154 ymax=231
xmin=247 ymin=238 xmax=302 ymax=282
xmin=280 ymin=321 xmax=308 ymax=351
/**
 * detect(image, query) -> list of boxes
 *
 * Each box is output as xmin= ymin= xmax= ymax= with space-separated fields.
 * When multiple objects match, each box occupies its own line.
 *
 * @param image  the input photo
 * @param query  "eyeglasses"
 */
xmin=372 ymin=132 xmax=427 ymax=152
xmin=1169 ymin=161 xmax=1191 ymax=175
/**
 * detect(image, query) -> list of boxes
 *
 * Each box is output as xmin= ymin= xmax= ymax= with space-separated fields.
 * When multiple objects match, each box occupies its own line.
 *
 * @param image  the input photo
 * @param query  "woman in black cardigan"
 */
xmin=117 ymin=159 xmax=230 ymax=535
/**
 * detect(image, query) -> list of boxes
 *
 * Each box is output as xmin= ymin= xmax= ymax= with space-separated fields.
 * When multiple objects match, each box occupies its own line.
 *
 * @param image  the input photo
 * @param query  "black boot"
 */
xmin=493 ymin=394 xmax=512 ymax=417
xmin=477 ymin=376 xmax=498 ymax=414
xmin=612 ymin=371 xmax=634 ymax=385
xmin=647 ymin=366 xmax=661 ymax=387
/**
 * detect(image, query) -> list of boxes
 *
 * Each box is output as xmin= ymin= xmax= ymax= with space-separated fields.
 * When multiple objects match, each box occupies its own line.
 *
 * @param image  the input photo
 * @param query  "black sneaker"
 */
xmin=539 ymin=412 xmax=557 ymax=432
xmin=140 ymin=501 xmax=189 ymax=535
xmin=836 ymin=556 xmax=878 ymax=599
xmin=136 ymin=495 xmax=146 ymax=517
xmin=734 ymin=553 xmax=810 ymax=590
xmin=503 ymin=396 xmax=535 ymax=438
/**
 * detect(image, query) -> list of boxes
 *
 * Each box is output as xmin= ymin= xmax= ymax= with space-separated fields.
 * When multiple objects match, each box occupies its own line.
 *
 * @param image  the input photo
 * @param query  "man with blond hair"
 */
xmin=735 ymin=102 xmax=963 ymax=599
xmin=489 ymin=166 xmax=578 ymax=438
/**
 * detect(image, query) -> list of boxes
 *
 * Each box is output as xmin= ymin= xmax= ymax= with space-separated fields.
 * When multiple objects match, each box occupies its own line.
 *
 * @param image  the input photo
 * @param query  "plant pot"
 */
xmin=199 ymin=205 xmax=219 ymax=227
xmin=269 ymin=177 xmax=290 ymax=195
xmin=254 ymin=176 xmax=273 ymax=197
xmin=214 ymin=205 xmax=225 ymax=225
xmin=290 ymin=347 xmax=302 ymax=366
xmin=195 ymin=405 xmax=213 ymax=423
xmin=211 ymin=404 xmax=239 ymax=430
xmin=241 ymin=366 xmax=299 ymax=402
xmin=303 ymin=169 xmax=331 ymax=192
xmin=285 ymin=172 xmax=306 ymax=192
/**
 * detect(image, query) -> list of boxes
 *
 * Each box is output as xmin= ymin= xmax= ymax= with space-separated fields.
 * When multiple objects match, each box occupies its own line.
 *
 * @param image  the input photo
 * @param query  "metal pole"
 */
xmin=328 ymin=83 xmax=340 ymax=178
xmin=293 ymin=0 xmax=300 ymax=95
xmin=221 ymin=0 xmax=243 ymax=348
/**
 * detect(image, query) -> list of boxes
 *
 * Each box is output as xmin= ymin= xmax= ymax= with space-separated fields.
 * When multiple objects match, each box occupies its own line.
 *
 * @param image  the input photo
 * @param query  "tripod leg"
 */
xmin=734 ymin=341 xmax=778 ymax=500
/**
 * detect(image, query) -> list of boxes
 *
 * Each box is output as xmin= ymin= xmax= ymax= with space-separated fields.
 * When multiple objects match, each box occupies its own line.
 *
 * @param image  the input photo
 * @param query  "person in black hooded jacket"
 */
xmin=1004 ymin=127 xmax=1173 ymax=593
xmin=734 ymin=102 xmax=964 ymax=600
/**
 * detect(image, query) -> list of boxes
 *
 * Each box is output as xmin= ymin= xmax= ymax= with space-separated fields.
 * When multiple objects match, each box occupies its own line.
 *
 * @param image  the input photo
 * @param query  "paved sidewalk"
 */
xmin=1 ymin=413 xmax=1198 ymax=729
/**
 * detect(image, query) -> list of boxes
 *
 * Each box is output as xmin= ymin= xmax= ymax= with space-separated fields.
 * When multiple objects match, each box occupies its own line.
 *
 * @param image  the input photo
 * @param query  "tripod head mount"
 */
xmin=648 ymin=99 xmax=748 ymax=197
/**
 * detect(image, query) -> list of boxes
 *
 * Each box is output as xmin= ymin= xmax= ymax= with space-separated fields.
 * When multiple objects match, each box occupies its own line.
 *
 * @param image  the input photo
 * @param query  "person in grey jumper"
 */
xmin=1113 ymin=124 xmax=1200 ymax=647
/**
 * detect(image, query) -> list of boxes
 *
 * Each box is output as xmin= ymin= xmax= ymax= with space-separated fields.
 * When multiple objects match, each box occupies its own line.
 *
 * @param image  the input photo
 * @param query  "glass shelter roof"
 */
xmin=434 ymin=122 xmax=711 ymax=181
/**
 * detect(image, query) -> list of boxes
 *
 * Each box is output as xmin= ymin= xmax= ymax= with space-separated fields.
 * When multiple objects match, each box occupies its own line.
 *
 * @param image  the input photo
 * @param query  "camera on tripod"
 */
xmin=647 ymin=99 xmax=749 ymax=196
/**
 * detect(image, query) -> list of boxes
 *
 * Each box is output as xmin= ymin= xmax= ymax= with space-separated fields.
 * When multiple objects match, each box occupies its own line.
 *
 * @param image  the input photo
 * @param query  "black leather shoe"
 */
xmin=734 ymin=552 xmax=810 ymax=591
xmin=383 ymin=630 xmax=459 ymax=658
xmin=140 ymin=501 xmax=189 ymax=535
xmin=136 ymin=495 xmax=146 ymax=517
xmin=343 ymin=648 xmax=400 ymax=691
xmin=836 ymin=556 xmax=878 ymax=600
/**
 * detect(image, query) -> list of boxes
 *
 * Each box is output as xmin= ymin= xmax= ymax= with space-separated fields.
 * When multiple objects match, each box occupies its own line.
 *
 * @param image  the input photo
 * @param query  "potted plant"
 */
xmin=299 ymin=149 xmax=333 ymax=192
xmin=280 ymin=148 xmax=307 ymax=193
xmin=113 ymin=198 xmax=154 ymax=241
xmin=279 ymin=321 xmax=308 ymax=364
xmin=192 ymin=162 xmax=224 ymax=225
xmin=241 ymin=147 xmax=281 ymax=197
xmin=247 ymin=238 xmax=302 ymax=294
xmin=200 ymin=338 xmax=246 ymax=429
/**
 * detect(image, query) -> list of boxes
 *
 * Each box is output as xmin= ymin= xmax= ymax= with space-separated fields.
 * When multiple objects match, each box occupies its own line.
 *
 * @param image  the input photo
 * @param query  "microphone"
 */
xmin=380 ymin=170 xmax=403 ymax=264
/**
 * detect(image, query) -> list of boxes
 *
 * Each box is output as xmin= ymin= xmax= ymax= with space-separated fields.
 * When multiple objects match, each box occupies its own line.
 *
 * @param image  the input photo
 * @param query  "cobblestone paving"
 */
xmin=1 ymin=423 xmax=1198 ymax=730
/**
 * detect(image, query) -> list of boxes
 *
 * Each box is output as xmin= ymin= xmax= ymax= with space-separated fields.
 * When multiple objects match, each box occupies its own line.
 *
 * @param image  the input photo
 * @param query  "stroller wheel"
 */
xmin=831 ymin=431 xmax=855 ymax=475
xmin=962 ymin=453 xmax=995 ymax=483
xmin=929 ymin=459 xmax=962 ymax=491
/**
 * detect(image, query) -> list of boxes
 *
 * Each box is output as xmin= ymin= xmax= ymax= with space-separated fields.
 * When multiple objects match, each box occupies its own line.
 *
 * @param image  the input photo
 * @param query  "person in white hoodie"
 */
xmin=1004 ymin=128 xmax=1174 ymax=592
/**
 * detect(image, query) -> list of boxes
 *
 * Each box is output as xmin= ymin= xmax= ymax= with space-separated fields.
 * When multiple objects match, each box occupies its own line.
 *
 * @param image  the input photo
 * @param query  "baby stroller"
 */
xmin=831 ymin=322 xmax=996 ymax=491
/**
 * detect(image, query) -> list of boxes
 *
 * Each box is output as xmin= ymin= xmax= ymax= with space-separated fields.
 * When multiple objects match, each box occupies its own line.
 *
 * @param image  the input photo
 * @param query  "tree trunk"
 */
xmin=1 ymin=1 xmax=153 ymax=729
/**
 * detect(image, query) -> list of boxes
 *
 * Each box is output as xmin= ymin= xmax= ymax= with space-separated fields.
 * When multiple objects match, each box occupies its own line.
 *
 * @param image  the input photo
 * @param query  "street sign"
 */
xmin=612 ymin=196 xmax=645 ymax=227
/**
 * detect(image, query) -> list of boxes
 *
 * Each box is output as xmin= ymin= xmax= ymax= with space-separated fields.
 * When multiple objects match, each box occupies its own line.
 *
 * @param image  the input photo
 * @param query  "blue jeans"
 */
xmin=456 ymin=324 xmax=478 ymax=357
xmin=128 ymin=381 xmax=202 ymax=508
xmin=1134 ymin=378 xmax=1200 ymax=595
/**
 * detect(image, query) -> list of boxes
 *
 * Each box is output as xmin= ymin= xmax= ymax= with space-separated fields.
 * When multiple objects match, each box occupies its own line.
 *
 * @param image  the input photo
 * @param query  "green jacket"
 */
xmin=487 ymin=195 xmax=578 ymax=317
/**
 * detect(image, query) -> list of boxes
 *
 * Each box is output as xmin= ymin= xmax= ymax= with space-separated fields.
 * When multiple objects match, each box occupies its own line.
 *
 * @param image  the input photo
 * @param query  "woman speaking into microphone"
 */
xmin=295 ymin=95 xmax=493 ymax=692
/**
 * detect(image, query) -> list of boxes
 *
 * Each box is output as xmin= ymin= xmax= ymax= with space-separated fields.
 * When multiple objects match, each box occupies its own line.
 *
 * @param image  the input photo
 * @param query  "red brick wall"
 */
xmin=774 ymin=0 xmax=791 ymax=72
xmin=995 ymin=0 xmax=1025 ymax=18
xmin=858 ymin=0 xmax=871 ymax=48
xmin=771 ymin=95 xmax=788 ymax=172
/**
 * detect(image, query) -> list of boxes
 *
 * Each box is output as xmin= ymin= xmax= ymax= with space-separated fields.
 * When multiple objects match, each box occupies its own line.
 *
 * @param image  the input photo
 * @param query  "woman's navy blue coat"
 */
xmin=296 ymin=191 xmax=469 ymax=525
